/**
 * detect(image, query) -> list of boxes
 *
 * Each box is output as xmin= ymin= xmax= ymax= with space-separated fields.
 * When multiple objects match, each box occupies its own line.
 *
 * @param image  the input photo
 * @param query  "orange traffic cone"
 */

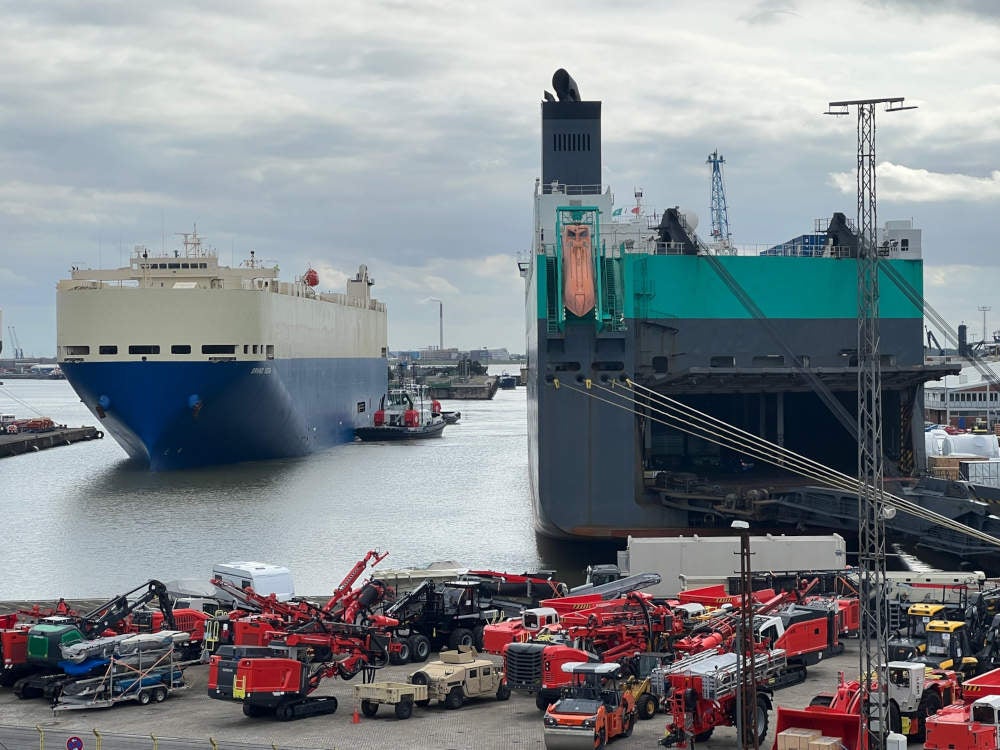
xmin=352 ymin=704 xmax=360 ymax=724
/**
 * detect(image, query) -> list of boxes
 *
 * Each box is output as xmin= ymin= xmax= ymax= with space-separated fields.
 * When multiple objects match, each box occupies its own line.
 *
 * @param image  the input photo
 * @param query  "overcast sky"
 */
xmin=1 ymin=0 xmax=998 ymax=358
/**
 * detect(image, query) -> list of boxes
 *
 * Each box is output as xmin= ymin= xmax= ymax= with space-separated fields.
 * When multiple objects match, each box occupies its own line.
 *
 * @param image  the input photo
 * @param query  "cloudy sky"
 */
xmin=1 ymin=0 xmax=998 ymax=357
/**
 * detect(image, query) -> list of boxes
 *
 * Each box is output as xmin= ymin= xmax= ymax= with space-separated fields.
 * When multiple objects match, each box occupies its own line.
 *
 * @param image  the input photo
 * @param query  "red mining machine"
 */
xmin=671 ymin=578 xmax=849 ymax=688
xmin=924 ymin=666 xmax=1000 ymax=749
xmin=503 ymin=592 xmax=681 ymax=710
xmin=657 ymin=648 xmax=787 ymax=747
xmin=774 ymin=661 xmax=962 ymax=748
xmin=205 ymin=549 xmax=394 ymax=654
xmin=207 ymin=619 xmax=397 ymax=720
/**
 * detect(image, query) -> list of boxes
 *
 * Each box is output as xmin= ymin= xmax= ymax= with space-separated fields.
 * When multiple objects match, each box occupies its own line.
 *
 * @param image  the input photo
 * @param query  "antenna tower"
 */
xmin=707 ymin=150 xmax=732 ymax=250
xmin=826 ymin=96 xmax=915 ymax=750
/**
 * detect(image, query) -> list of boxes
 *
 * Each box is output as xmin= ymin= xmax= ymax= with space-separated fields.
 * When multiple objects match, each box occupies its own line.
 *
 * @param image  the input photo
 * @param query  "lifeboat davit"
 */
xmin=303 ymin=268 xmax=319 ymax=286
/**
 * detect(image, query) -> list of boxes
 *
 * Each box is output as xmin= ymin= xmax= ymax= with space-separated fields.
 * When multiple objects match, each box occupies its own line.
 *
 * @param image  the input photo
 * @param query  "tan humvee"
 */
xmin=407 ymin=646 xmax=511 ymax=709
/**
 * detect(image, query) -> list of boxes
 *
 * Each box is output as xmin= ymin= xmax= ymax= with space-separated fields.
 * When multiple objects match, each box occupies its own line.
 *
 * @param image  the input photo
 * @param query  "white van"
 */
xmin=212 ymin=561 xmax=295 ymax=603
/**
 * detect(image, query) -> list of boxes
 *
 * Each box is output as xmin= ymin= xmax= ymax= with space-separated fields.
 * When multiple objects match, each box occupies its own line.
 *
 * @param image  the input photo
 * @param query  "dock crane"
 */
xmin=6 ymin=326 xmax=24 ymax=359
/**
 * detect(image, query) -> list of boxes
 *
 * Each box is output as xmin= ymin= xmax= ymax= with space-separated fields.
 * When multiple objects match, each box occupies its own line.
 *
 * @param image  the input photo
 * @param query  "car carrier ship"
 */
xmin=522 ymin=69 xmax=1000 ymax=566
xmin=56 ymin=230 xmax=388 ymax=469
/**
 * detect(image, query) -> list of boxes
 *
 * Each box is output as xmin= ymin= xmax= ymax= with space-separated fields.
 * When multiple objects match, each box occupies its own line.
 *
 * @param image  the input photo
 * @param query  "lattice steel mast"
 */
xmin=826 ymin=96 xmax=915 ymax=750
xmin=707 ymin=150 xmax=732 ymax=251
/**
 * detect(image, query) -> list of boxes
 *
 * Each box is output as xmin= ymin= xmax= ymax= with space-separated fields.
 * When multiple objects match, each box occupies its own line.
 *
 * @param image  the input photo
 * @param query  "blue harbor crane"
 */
xmin=706 ymin=150 xmax=732 ymax=251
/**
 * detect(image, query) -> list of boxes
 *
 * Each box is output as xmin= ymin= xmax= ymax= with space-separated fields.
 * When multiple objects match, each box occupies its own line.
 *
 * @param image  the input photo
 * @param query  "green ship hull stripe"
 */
xmin=536 ymin=255 xmax=924 ymax=320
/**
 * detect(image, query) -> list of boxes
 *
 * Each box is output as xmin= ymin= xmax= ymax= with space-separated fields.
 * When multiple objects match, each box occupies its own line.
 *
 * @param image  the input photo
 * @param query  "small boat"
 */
xmin=355 ymin=383 xmax=447 ymax=441
xmin=498 ymin=372 xmax=517 ymax=389
xmin=440 ymin=411 xmax=461 ymax=425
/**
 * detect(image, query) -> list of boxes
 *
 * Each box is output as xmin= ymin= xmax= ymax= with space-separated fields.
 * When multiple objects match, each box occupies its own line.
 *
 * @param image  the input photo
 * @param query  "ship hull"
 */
xmin=62 ymin=358 xmax=386 ymax=470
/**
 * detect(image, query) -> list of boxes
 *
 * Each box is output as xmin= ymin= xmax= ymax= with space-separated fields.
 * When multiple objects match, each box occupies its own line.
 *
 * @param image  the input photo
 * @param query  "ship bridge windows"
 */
xmin=99 ymin=345 xmax=118 ymax=355
xmin=202 ymin=345 xmax=236 ymax=355
xmin=171 ymin=345 xmax=191 ymax=354
xmin=129 ymin=345 xmax=160 ymax=355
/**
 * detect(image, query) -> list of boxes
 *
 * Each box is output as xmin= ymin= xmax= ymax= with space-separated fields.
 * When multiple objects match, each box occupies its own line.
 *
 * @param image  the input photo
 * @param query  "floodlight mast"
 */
xmin=826 ymin=96 xmax=916 ymax=750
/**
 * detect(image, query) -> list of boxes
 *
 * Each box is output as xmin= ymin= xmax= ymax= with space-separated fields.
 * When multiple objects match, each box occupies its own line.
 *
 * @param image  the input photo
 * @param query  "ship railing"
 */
xmin=316 ymin=291 xmax=387 ymax=312
xmin=538 ymin=182 xmax=603 ymax=196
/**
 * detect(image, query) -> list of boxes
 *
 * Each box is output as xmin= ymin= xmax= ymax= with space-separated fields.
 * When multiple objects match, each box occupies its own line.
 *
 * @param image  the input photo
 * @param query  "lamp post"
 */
xmin=427 ymin=298 xmax=443 ymax=351
xmin=732 ymin=519 xmax=758 ymax=750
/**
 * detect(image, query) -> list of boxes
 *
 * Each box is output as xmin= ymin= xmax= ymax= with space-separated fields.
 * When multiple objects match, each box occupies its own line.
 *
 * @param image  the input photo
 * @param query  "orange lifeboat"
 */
xmin=303 ymin=268 xmax=319 ymax=286
xmin=561 ymin=223 xmax=595 ymax=317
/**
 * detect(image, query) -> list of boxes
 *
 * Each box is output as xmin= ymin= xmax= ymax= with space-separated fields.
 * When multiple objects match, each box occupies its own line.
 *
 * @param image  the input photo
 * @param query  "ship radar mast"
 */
xmin=707 ymin=150 xmax=732 ymax=252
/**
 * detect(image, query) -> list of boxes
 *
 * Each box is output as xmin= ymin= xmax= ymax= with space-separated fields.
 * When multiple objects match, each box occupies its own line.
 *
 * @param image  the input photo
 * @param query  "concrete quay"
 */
xmin=0 ymin=426 xmax=103 ymax=458
xmin=0 ymin=641 xmax=870 ymax=750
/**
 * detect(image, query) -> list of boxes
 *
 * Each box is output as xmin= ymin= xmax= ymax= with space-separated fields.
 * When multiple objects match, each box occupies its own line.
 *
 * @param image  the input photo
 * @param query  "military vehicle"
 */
xmin=407 ymin=646 xmax=510 ymax=709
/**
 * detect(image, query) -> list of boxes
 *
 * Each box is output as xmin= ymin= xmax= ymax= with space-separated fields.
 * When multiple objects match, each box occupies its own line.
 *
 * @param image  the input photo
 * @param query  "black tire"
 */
xmin=444 ymin=686 xmax=464 ymax=710
xmin=623 ymin=713 xmax=635 ymax=737
xmin=394 ymin=699 xmax=413 ymax=720
xmin=137 ymin=690 xmax=151 ymax=705
xmin=153 ymin=686 xmax=168 ymax=703
xmin=536 ymin=692 xmax=553 ymax=711
xmin=243 ymin=702 xmax=264 ymax=718
xmin=496 ymin=682 xmax=511 ymax=701
xmin=595 ymin=728 xmax=607 ymax=748
xmin=888 ymin=699 xmax=902 ymax=734
xmin=473 ymin=625 xmax=485 ymax=650
xmin=389 ymin=639 xmax=411 ymax=665
xmin=809 ymin=694 xmax=834 ymax=707
xmin=637 ymin=692 xmax=657 ymax=720
xmin=277 ymin=702 xmax=295 ymax=721
xmin=693 ymin=728 xmax=714 ymax=742
xmin=361 ymin=699 xmax=379 ymax=717
xmin=409 ymin=634 xmax=431 ymax=663
xmin=755 ymin=694 xmax=770 ymax=746
xmin=448 ymin=628 xmax=474 ymax=650
xmin=918 ymin=691 xmax=942 ymax=741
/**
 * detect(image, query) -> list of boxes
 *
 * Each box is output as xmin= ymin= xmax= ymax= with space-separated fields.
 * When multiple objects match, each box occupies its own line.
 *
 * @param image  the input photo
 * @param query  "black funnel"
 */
xmin=552 ymin=69 xmax=581 ymax=102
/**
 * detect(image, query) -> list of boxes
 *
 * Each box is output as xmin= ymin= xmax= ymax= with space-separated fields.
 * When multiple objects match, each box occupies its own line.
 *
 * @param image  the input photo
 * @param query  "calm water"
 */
xmin=0 ymin=372 xmax=614 ymax=599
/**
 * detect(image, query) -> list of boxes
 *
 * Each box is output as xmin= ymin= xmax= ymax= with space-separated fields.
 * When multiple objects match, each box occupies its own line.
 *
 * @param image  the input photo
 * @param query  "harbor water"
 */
xmin=0 ymin=373 xmax=616 ymax=600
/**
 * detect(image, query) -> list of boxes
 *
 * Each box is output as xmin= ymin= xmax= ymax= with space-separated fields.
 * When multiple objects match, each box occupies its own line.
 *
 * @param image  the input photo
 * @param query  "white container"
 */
xmin=617 ymin=534 xmax=847 ymax=597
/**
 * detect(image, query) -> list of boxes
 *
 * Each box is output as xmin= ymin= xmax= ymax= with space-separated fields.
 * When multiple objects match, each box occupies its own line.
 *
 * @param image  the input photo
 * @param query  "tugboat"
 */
xmin=355 ymin=384 xmax=447 ymax=441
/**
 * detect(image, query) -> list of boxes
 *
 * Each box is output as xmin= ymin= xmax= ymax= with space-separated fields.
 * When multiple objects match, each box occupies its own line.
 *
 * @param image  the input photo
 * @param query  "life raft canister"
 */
xmin=374 ymin=410 xmax=385 ymax=426
xmin=432 ymin=400 xmax=442 ymax=414
xmin=404 ymin=409 xmax=419 ymax=427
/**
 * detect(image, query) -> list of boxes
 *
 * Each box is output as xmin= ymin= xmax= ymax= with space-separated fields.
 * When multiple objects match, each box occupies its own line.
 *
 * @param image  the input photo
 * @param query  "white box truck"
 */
xmin=212 ymin=561 xmax=294 ymax=603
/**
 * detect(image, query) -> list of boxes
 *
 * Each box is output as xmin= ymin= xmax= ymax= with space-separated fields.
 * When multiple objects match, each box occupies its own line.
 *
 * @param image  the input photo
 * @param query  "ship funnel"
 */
xmin=552 ymin=69 xmax=581 ymax=102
